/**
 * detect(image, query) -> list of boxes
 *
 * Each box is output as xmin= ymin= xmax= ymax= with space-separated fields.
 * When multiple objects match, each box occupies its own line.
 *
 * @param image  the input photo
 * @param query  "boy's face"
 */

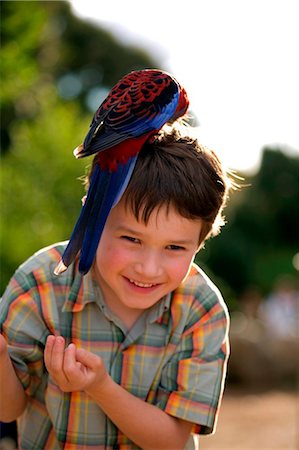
xmin=93 ymin=198 xmax=202 ymax=320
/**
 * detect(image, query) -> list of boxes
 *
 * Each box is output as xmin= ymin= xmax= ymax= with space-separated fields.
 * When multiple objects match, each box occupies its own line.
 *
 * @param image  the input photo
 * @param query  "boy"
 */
xmin=0 ymin=124 xmax=233 ymax=449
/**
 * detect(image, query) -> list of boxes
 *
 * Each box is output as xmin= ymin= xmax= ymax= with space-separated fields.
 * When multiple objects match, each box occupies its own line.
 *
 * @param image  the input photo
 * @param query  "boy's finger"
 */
xmin=44 ymin=335 xmax=55 ymax=370
xmin=48 ymin=336 xmax=65 ymax=375
xmin=63 ymin=343 xmax=78 ymax=379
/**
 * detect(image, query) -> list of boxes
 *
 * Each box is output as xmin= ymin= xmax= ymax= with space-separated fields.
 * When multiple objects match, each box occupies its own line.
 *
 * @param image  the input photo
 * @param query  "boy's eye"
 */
xmin=121 ymin=235 xmax=140 ymax=244
xmin=167 ymin=245 xmax=185 ymax=251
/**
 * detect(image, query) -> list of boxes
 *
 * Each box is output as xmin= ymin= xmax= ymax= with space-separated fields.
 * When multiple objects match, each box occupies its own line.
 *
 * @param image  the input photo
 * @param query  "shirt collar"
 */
xmin=62 ymin=262 xmax=100 ymax=313
xmin=147 ymin=293 xmax=171 ymax=324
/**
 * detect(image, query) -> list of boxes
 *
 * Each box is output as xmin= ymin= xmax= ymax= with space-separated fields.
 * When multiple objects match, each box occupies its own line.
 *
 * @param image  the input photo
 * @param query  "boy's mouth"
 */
xmin=128 ymin=278 xmax=157 ymax=288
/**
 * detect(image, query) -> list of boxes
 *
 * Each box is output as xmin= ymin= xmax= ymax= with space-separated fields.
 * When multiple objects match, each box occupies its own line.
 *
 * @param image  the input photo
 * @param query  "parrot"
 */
xmin=54 ymin=68 xmax=189 ymax=276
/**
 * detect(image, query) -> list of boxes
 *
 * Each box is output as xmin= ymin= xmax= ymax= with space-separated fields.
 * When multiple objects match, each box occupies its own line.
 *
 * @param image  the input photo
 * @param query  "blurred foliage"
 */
xmin=1 ymin=1 xmax=298 ymax=306
xmin=0 ymin=1 xmax=157 ymax=153
xmin=196 ymin=147 xmax=299 ymax=305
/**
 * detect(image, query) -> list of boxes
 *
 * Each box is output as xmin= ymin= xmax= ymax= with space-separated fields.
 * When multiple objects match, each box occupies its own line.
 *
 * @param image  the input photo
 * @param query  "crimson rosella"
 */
xmin=54 ymin=68 xmax=189 ymax=276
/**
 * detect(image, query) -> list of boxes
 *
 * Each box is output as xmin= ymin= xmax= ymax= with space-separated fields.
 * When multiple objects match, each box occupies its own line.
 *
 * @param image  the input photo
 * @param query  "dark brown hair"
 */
xmin=86 ymin=124 xmax=236 ymax=246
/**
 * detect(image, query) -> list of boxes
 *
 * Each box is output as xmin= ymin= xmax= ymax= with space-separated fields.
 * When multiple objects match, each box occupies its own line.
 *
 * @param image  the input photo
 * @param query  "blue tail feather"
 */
xmin=61 ymin=165 xmax=106 ymax=267
xmin=78 ymin=156 xmax=138 ymax=274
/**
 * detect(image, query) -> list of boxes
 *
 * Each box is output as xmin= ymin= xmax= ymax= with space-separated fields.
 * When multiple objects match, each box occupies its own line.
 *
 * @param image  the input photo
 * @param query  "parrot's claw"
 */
xmin=54 ymin=260 xmax=68 ymax=276
xmin=73 ymin=144 xmax=84 ymax=158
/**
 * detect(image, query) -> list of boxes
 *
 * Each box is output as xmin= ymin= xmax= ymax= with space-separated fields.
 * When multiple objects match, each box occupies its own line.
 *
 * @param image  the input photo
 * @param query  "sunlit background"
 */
xmin=1 ymin=1 xmax=298 ymax=449
xmin=71 ymin=0 xmax=299 ymax=174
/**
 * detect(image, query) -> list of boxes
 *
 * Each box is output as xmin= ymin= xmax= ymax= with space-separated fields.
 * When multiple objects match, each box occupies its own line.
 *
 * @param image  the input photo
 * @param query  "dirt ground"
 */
xmin=200 ymin=389 xmax=299 ymax=450
xmin=0 ymin=390 xmax=297 ymax=450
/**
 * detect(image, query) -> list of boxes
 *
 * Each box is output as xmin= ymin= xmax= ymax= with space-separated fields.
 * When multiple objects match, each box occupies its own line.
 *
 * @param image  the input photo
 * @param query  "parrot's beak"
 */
xmin=73 ymin=143 xmax=84 ymax=158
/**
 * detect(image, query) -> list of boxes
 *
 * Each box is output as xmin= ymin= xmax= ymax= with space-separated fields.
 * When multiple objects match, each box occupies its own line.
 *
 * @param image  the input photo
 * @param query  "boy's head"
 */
xmin=87 ymin=123 xmax=233 ymax=248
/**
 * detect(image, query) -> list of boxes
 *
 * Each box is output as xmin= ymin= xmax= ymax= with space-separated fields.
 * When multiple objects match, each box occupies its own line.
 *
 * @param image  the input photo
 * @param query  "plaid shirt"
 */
xmin=0 ymin=242 xmax=229 ymax=450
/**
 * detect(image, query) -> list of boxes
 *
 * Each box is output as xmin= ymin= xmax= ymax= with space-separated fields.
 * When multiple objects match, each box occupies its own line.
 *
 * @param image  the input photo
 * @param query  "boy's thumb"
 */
xmin=75 ymin=347 xmax=103 ymax=370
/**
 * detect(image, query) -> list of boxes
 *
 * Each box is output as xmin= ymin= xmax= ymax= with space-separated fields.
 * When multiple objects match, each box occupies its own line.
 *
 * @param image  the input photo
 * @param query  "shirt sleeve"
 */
xmin=153 ymin=279 xmax=230 ymax=435
xmin=0 ymin=268 xmax=50 ymax=397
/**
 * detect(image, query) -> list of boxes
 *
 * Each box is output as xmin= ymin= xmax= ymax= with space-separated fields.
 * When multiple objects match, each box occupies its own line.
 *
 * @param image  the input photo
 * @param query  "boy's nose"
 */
xmin=134 ymin=251 xmax=163 ymax=278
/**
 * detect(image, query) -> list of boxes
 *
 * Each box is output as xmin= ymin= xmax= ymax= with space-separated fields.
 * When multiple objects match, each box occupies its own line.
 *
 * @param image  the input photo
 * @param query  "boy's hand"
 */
xmin=44 ymin=335 xmax=108 ymax=393
xmin=0 ymin=333 xmax=8 ymax=359
xmin=0 ymin=333 xmax=28 ymax=421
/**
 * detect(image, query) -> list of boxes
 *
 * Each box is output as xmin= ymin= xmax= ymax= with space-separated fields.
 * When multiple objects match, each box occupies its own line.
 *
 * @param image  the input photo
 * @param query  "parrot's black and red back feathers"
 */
xmin=77 ymin=69 xmax=189 ymax=160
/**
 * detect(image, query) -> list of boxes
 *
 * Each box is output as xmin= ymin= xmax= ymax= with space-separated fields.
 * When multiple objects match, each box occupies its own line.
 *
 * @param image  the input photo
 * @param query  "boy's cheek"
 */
xmin=96 ymin=245 xmax=130 ymax=269
xmin=174 ymin=257 xmax=196 ymax=284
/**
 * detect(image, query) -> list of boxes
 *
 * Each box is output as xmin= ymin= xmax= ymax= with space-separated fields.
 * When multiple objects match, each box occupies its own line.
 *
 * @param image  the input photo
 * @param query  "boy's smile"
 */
xmin=93 ymin=199 xmax=202 ymax=327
